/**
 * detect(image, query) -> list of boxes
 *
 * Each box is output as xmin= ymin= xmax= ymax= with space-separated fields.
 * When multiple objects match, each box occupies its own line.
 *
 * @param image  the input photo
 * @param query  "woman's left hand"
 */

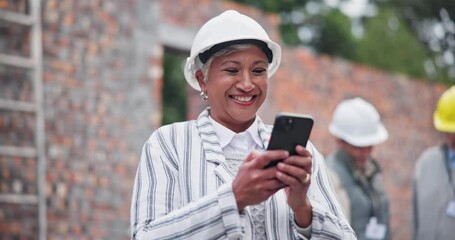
xmin=275 ymin=145 xmax=313 ymax=227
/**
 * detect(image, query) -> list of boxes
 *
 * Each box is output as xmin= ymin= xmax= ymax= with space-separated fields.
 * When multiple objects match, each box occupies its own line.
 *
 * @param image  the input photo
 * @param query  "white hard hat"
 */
xmin=329 ymin=97 xmax=388 ymax=147
xmin=184 ymin=10 xmax=281 ymax=91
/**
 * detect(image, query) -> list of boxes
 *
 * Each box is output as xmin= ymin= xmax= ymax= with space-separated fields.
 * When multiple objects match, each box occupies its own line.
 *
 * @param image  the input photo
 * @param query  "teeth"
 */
xmin=233 ymin=96 xmax=253 ymax=102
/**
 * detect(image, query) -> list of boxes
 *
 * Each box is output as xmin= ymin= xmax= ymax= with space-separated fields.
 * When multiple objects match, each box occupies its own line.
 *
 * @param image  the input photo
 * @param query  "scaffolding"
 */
xmin=0 ymin=0 xmax=46 ymax=239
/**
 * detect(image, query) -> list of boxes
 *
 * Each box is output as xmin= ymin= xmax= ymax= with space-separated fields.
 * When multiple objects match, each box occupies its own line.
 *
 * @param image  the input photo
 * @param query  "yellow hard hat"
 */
xmin=433 ymin=86 xmax=455 ymax=133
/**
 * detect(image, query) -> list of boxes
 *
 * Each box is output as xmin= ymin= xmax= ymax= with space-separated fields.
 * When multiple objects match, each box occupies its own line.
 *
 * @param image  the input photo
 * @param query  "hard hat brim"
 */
xmin=329 ymin=123 xmax=389 ymax=147
xmin=184 ymin=39 xmax=281 ymax=91
xmin=434 ymin=112 xmax=455 ymax=133
xmin=198 ymin=39 xmax=273 ymax=64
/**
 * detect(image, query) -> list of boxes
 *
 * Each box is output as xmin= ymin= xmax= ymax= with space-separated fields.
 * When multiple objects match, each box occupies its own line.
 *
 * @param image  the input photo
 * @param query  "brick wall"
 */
xmin=40 ymin=1 xmax=161 ymax=239
xmin=1 ymin=0 xmax=161 ymax=239
xmin=0 ymin=0 xmax=449 ymax=239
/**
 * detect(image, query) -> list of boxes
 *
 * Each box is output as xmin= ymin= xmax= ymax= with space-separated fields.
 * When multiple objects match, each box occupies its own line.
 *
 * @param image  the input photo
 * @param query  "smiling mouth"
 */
xmin=231 ymin=95 xmax=255 ymax=102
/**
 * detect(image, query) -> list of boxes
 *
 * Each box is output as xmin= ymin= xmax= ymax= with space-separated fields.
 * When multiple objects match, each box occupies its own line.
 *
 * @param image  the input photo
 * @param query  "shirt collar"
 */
xmin=209 ymin=116 xmax=263 ymax=149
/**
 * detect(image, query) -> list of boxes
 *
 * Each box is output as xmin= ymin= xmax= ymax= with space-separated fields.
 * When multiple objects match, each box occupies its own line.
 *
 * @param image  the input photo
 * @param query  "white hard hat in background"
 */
xmin=184 ymin=10 xmax=282 ymax=91
xmin=329 ymin=97 xmax=388 ymax=147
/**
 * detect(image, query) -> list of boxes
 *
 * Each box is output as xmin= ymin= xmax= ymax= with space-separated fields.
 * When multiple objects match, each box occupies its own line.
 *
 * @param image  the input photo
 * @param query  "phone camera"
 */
xmin=279 ymin=117 xmax=294 ymax=132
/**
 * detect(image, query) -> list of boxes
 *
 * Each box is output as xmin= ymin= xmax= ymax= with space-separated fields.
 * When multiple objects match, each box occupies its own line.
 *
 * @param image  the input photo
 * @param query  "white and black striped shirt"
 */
xmin=130 ymin=108 xmax=356 ymax=239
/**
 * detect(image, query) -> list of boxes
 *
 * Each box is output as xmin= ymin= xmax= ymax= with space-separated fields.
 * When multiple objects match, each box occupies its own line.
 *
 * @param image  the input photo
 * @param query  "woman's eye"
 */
xmin=253 ymin=68 xmax=267 ymax=75
xmin=224 ymin=68 xmax=239 ymax=74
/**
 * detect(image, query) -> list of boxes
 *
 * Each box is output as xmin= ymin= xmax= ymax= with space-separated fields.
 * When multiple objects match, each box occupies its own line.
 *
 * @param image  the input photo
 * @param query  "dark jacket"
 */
xmin=327 ymin=149 xmax=391 ymax=240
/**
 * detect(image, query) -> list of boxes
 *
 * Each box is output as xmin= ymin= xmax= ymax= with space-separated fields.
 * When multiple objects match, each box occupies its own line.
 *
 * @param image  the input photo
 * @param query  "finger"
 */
xmin=282 ymin=155 xmax=312 ymax=173
xmin=277 ymin=161 xmax=308 ymax=180
xmin=261 ymin=178 xmax=287 ymax=191
xmin=276 ymin=169 xmax=311 ymax=187
xmin=275 ymin=171 xmax=301 ymax=186
xmin=295 ymin=145 xmax=311 ymax=157
xmin=255 ymin=150 xmax=289 ymax=168
xmin=284 ymin=145 xmax=312 ymax=171
xmin=249 ymin=165 xmax=282 ymax=182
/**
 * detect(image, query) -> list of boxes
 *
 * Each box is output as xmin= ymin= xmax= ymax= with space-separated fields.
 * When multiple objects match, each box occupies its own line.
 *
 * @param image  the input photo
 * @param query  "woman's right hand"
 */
xmin=232 ymin=150 xmax=289 ymax=210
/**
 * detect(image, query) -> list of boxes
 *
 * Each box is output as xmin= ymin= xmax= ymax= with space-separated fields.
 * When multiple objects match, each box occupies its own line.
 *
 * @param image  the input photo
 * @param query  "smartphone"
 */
xmin=265 ymin=112 xmax=314 ymax=168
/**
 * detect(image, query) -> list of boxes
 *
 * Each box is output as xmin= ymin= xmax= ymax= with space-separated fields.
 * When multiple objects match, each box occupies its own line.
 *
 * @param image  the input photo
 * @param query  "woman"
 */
xmin=131 ymin=10 xmax=356 ymax=240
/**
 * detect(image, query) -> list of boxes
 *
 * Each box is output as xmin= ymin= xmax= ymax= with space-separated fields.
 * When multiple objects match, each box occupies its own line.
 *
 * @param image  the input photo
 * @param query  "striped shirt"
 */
xmin=130 ymin=108 xmax=357 ymax=239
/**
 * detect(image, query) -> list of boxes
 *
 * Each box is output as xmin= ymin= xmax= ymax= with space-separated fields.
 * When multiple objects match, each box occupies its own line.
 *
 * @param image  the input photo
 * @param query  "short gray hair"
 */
xmin=199 ymin=44 xmax=264 ymax=83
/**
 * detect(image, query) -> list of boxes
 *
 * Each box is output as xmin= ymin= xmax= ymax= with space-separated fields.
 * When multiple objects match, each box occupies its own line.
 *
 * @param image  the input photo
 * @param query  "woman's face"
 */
xmin=196 ymin=46 xmax=269 ymax=133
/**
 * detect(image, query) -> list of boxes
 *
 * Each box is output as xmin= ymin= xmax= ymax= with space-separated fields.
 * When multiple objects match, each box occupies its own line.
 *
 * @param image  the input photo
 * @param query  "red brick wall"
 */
xmin=2 ymin=0 xmax=160 ymax=239
xmin=39 ymin=1 xmax=160 ymax=239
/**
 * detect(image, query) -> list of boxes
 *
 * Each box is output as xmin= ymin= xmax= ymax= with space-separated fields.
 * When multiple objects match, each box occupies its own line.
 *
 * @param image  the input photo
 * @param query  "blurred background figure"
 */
xmin=412 ymin=86 xmax=455 ymax=240
xmin=326 ymin=97 xmax=390 ymax=240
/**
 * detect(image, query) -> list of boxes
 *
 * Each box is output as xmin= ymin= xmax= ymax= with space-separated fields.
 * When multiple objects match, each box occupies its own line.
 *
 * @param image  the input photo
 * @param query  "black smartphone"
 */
xmin=265 ymin=112 xmax=314 ymax=168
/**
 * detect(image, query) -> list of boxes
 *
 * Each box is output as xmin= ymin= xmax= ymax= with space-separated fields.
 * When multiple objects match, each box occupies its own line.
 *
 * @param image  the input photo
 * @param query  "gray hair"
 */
xmin=198 ymin=44 xmax=265 ymax=83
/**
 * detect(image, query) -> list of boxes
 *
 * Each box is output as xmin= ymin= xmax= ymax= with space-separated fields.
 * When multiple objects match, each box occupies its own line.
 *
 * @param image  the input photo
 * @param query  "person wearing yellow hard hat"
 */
xmin=412 ymin=86 xmax=455 ymax=240
xmin=130 ymin=10 xmax=356 ymax=240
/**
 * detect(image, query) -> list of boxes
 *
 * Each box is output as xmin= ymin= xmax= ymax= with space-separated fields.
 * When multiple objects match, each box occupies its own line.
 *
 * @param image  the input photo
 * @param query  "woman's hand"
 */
xmin=275 ymin=145 xmax=313 ymax=227
xmin=232 ymin=150 xmax=288 ymax=210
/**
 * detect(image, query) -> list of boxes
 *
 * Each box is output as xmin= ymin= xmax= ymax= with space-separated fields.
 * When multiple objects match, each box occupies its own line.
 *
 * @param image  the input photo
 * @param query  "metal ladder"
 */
xmin=0 ymin=0 xmax=46 ymax=239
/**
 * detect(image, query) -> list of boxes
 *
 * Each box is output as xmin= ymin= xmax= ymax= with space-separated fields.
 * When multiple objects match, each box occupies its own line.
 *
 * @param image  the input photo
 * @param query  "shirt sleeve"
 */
xmin=327 ymin=167 xmax=351 ymax=221
xmin=306 ymin=142 xmax=357 ymax=240
xmin=293 ymin=219 xmax=312 ymax=238
xmin=130 ymin=130 xmax=244 ymax=240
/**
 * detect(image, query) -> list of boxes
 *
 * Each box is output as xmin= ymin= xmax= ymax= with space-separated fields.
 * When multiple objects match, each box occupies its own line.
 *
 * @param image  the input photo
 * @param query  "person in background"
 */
xmin=412 ymin=86 xmax=455 ymax=240
xmin=326 ymin=97 xmax=390 ymax=240
xmin=130 ymin=10 xmax=356 ymax=240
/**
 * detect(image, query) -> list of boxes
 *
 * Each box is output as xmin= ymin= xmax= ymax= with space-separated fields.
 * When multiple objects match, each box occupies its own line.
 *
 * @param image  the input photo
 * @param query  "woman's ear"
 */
xmin=195 ymin=70 xmax=206 ymax=92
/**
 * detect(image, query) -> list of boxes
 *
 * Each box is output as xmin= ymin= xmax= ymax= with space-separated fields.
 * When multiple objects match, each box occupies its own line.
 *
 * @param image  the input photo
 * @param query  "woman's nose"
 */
xmin=236 ymin=73 xmax=255 ymax=92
